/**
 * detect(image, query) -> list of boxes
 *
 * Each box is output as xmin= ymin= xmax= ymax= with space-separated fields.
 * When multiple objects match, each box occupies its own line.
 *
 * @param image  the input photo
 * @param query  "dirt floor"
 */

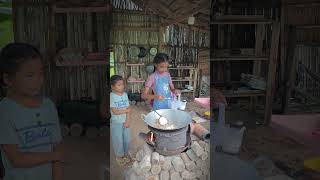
xmin=223 ymin=106 xmax=312 ymax=180
xmin=62 ymin=136 xmax=109 ymax=180
xmin=110 ymin=101 xmax=210 ymax=180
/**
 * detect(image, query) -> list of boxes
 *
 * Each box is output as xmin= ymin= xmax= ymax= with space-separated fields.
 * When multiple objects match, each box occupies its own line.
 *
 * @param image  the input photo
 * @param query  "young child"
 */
xmin=0 ymin=43 xmax=64 ymax=180
xmin=110 ymin=75 xmax=131 ymax=166
xmin=143 ymin=53 xmax=181 ymax=110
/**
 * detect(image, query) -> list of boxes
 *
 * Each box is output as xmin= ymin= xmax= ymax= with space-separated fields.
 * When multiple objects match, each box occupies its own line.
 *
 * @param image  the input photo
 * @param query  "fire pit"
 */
xmin=142 ymin=125 xmax=191 ymax=156
xmin=140 ymin=109 xmax=193 ymax=156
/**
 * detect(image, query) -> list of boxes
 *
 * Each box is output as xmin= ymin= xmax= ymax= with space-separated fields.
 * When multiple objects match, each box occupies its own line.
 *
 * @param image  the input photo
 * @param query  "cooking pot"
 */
xmin=141 ymin=109 xmax=192 ymax=131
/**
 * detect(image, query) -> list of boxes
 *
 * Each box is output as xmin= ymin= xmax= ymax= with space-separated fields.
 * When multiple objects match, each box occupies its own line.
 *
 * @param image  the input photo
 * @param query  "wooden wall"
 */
xmin=11 ymin=0 xmax=110 ymax=104
xmin=281 ymin=0 xmax=320 ymax=100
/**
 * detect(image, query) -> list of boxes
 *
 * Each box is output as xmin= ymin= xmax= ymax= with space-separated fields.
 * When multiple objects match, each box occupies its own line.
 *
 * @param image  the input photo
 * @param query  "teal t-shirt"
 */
xmin=110 ymin=92 xmax=129 ymax=124
xmin=0 ymin=97 xmax=62 ymax=180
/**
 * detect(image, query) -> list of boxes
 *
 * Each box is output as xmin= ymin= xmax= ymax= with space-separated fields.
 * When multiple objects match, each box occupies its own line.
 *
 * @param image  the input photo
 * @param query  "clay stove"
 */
xmin=140 ymin=125 xmax=191 ymax=156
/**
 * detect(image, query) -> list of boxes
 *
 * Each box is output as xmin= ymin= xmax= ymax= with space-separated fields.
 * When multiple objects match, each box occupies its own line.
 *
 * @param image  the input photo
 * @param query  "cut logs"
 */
xmin=186 ymin=149 xmax=198 ymax=162
xmin=85 ymin=126 xmax=99 ymax=139
xmin=160 ymin=171 xmax=169 ymax=180
xmin=170 ymin=169 xmax=182 ymax=180
xmin=161 ymin=157 xmax=172 ymax=171
xmin=140 ymin=155 xmax=152 ymax=174
xmin=180 ymin=152 xmax=197 ymax=171
xmin=151 ymin=165 xmax=161 ymax=175
xmin=181 ymin=170 xmax=197 ymax=180
xmin=172 ymin=156 xmax=185 ymax=172
xmin=70 ymin=123 xmax=83 ymax=137
xmin=191 ymin=141 xmax=204 ymax=157
xmin=152 ymin=152 xmax=160 ymax=164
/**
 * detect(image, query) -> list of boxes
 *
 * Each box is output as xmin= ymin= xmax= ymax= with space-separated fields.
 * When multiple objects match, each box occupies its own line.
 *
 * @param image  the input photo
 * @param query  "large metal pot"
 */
xmin=141 ymin=109 xmax=192 ymax=131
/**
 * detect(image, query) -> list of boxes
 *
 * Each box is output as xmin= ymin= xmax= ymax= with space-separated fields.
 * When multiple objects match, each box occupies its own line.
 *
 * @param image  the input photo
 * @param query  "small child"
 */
xmin=110 ymin=75 xmax=131 ymax=166
xmin=143 ymin=53 xmax=181 ymax=110
xmin=0 ymin=43 xmax=64 ymax=180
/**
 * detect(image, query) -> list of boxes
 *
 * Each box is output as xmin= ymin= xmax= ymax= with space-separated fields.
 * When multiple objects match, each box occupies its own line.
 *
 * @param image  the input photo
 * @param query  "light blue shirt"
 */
xmin=110 ymin=92 xmax=129 ymax=124
xmin=0 ymin=97 xmax=62 ymax=180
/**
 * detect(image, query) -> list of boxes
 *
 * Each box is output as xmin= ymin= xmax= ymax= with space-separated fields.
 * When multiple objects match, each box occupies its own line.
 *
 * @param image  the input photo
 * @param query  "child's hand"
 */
xmin=124 ymin=121 xmax=130 ymax=128
xmin=174 ymin=89 xmax=181 ymax=96
xmin=126 ymin=107 xmax=131 ymax=113
xmin=155 ymin=95 xmax=165 ymax=101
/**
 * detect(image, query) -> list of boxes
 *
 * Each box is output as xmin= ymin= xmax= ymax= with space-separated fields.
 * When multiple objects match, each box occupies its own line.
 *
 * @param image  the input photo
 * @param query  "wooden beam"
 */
xmin=53 ymin=5 xmax=110 ymax=13
xmin=162 ymin=6 xmax=209 ymax=26
xmin=211 ymin=15 xmax=273 ymax=24
xmin=264 ymin=21 xmax=281 ymax=125
xmin=211 ymin=57 xmax=269 ymax=61
xmin=281 ymin=26 xmax=297 ymax=114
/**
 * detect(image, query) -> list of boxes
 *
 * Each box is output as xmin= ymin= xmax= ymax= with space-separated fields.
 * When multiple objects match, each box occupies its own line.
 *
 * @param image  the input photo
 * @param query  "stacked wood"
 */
xmin=70 ymin=123 xmax=83 ymax=137
xmin=126 ymin=140 xmax=210 ymax=180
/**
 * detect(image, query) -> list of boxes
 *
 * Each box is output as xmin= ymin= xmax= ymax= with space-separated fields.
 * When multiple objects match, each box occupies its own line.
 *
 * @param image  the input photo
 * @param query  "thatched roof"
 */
xmin=112 ymin=0 xmax=210 ymax=29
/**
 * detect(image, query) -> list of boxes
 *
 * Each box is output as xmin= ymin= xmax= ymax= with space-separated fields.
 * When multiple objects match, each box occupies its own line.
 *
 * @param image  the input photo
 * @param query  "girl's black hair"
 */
xmin=153 ymin=53 xmax=169 ymax=65
xmin=153 ymin=53 xmax=169 ymax=72
xmin=0 ymin=43 xmax=42 ymax=86
xmin=110 ymin=75 xmax=123 ymax=86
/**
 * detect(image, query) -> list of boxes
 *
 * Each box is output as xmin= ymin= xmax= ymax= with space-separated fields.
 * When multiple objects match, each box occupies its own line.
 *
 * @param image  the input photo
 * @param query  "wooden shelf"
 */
xmin=52 ymin=5 xmax=111 ymax=14
xmin=127 ymin=80 xmax=145 ymax=83
xmin=112 ymin=26 xmax=159 ymax=32
xmin=172 ymin=79 xmax=193 ymax=82
xmin=126 ymin=63 xmax=145 ymax=66
xmin=56 ymin=61 xmax=107 ymax=67
xmin=222 ymin=90 xmax=265 ymax=98
xmin=295 ymin=25 xmax=320 ymax=29
xmin=169 ymin=67 xmax=197 ymax=70
xmin=211 ymin=57 xmax=269 ymax=61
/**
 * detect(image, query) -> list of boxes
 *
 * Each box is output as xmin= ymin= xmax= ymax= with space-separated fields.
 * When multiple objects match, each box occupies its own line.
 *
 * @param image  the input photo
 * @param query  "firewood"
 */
xmin=186 ymin=149 xmax=198 ymax=162
xmin=181 ymin=170 xmax=196 ymax=180
xmin=160 ymin=171 xmax=169 ymax=180
xmin=172 ymin=156 xmax=185 ymax=172
xmin=70 ymin=123 xmax=83 ymax=137
xmin=180 ymin=152 xmax=196 ymax=171
xmin=151 ymin=165 xmax=161 ymax=175
xmin=151 ymin=152 xmax=160 ymax=164
xmin=140 ymin=155 xmax=151 ymax=174
xmin=191 ymin=141 xmax=204 ymax=157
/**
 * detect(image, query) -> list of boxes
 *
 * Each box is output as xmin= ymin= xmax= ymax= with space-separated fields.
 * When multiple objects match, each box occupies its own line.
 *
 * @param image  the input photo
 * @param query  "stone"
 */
xmin=152 ymin=152 xmax=160 ymax=164
xmin=186 ymin=149 xmax=198 ymax=162
xmin=160 ymin=171 xmax=169 ymax=180
xmin=172 ymin=156 xmax=185 ymax=172
xmin=151 ymin=165 xmax=161 ymax=175
xmin=191 ymin=141 xmax=204 ymax=157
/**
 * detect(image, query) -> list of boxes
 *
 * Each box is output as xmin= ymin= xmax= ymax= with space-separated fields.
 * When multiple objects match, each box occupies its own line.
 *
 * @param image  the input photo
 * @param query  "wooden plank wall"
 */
xmin=111 ymin=9 xmax=210 ymax=93
xmin=281 ymin=0 xmax=320 ymax=100
xmin=211 ymin=7 xmax=277 ymax=85
xmin=12 ymin=0 xmax=109 ymax=105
